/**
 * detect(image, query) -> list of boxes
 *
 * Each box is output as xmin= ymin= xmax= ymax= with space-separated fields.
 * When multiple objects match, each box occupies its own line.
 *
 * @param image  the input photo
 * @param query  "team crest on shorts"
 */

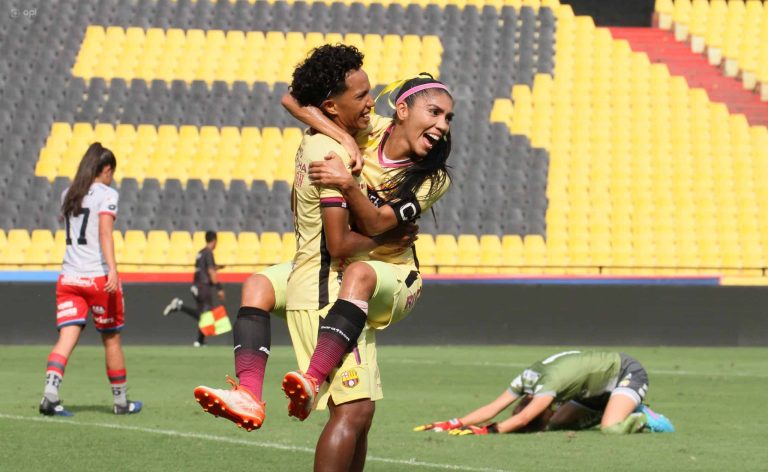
xmin=619 ymin=373 xmax=633 ymax=387
xmin=340 ymin=369 xmax=359 ymax=388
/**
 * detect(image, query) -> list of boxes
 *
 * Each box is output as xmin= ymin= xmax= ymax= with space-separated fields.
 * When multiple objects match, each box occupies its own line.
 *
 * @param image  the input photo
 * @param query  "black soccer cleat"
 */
xmin=39 ymin=397 xmax=73 ymax=417
xmin=113 ymin=400 xmax=143 ymax=415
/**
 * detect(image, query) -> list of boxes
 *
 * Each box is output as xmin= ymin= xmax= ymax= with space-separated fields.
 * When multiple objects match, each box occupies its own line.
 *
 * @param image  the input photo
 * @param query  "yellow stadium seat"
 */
xmin=414 ymin=234 xmax=435 ymax=274
xmin=234 ymin=232 xmax=260 ymax=272
xmin=522 ymin=235 xmax=547 ymax=274
xmin=479 ymin=235 xmax=502 ymax=273
xmin=434 ymin=234 xmax=457 ymax=273
xmin=144 ymin=230 xmax=170 ymax=271
xmin=456 ymin=234 xmax=480 ymax=274
xmin=258 ymin=232 xmax=283 ymax=266
xmin=501 ymin=235 xmax=524 ymax=271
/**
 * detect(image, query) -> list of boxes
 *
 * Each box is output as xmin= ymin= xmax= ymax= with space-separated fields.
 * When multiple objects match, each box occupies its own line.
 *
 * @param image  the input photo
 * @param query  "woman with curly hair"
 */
xmin=193 ymin=44 xmax=415 ymax=436
xmin=194 ymin=44 xmax=454 ymax=472
xmin=281 ymin=52 xmax=454 ymax=471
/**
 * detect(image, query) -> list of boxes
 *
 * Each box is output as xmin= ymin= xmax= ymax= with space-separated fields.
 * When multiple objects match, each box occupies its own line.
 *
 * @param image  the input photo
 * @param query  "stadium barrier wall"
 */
xmin=2 ymin=282 xmax=767 ymax=346
xmin=560 ymin=0 xmax=654 ymax=26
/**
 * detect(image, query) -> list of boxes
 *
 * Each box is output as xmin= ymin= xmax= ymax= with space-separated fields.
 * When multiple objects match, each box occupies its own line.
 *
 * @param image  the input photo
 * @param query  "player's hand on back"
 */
xmin=104 ymin=268 xmax=119 ymax=293
xmin=309 ymin=152 xmax=357 ymax=190
xmin=413 ymin=418 xmax=463 ymax=432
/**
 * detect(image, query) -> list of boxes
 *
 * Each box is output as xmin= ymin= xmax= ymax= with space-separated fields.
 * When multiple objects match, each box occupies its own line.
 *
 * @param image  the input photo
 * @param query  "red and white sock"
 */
xmin=44 ymin=353 xmax=68 ymax=402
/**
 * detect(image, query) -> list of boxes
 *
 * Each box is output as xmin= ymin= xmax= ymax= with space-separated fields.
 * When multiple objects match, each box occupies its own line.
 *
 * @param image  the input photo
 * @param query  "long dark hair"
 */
xmin=381 ymin=74 xmax=452 ymax=204
xmin=61 ymin=142 xmax=116 ymax=217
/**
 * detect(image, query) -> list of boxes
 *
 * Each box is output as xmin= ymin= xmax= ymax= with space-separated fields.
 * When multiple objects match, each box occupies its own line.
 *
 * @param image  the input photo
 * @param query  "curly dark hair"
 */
xmin=290 ymin=44 xmax=364 ymax=107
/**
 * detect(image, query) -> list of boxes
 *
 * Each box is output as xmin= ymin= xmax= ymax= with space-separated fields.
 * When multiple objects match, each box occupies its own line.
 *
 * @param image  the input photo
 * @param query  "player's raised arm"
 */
xmin=281 ymin=92 xmax=363 ymax=173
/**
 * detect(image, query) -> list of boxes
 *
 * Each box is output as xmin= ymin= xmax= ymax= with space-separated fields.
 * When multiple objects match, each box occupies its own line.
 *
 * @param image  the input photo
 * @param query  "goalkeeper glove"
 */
xmin=413 ymin=418 xmax=463 ymax=432
xmin=448 ymin=423 xmax=499 ymax=436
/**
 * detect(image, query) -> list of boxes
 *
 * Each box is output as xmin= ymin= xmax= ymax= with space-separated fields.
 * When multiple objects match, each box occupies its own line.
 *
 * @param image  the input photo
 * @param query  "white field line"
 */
xmin=385 ymin=358 xmax=768 ymax=378
xmin=0 ymin=413 xmax=510 ymax=472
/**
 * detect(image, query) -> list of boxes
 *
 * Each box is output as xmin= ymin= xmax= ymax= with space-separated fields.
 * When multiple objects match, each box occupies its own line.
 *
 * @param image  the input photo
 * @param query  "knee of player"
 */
xmin=340 ymin=262 xmax=377 ymax=293
xmin=241 ymin=274 xmax=275 ymax=310
xmin=338 ymin=401 xmax=375 ymax=430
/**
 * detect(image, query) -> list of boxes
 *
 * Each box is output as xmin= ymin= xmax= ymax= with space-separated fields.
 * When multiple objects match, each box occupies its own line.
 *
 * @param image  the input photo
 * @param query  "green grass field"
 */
xmin=1 ymin=345 xmax=767 ymax=471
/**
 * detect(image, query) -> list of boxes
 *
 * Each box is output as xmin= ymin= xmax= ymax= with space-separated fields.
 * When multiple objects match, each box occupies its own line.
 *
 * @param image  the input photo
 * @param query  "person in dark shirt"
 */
xmin=162 ymin=230 xmax=225 ymax=346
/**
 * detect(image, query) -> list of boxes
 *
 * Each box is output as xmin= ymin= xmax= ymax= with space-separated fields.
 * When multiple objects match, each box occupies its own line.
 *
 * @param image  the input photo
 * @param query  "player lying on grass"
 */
xmin=414 ymin=350 xmax=674 ymax=435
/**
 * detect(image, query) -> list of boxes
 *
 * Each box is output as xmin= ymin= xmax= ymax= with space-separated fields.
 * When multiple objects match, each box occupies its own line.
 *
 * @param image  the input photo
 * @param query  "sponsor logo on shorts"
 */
xmin=340 ymin=369 xmax=359 ymax=388
xmin=92 ymin=305 xmax=106 ymax=315
xmin=56 ymin=307 xmax=78 ymax=319
xmin=108 ymin=204 xmax=116 ymax=211
xmin=62 ymin=275 xmax=96 ymax=288
xmin=404 ymin=287 xmax=422 ymax=311
xmin=93 ymin=315 xmax=115 ymax=325
xmin=57 ymin=301 xmax=74 ymax=310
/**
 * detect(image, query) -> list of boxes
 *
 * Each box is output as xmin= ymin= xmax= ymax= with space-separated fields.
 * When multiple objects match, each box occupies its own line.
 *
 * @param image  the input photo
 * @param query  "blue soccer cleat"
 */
xmin=114 ymin=400 xmax=143 ymax=415
xmin=39 ymin=397 xmax=74 ymax=417
xmin=636 ymin=404 xmax=675 ymax=432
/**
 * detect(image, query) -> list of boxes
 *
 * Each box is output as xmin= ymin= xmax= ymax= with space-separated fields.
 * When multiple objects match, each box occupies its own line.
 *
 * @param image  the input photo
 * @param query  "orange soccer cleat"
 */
xmin=281 ymin=371 xmax=319 ymax=421
xmin=194 ymin=376 xmax=265 ymax=432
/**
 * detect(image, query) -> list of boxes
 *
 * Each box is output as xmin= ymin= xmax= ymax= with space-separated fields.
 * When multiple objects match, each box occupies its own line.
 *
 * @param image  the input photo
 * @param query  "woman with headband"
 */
xmin=194 ymin=45 xmax=452 ymax=472
xmin=280 ymin=71 xmax=453 ymax=472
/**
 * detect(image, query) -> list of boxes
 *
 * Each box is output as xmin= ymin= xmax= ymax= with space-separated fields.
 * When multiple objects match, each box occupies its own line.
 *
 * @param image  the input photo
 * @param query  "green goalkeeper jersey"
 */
xmin=509 ymin=351 xmax=622 ymax=402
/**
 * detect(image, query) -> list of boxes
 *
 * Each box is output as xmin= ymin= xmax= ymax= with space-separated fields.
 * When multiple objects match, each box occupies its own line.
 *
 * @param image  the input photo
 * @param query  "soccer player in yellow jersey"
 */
xmin=281 ymin=74 xmax=453 ymax=471
xmin=192 ymin=46 xmax=414 ymax=439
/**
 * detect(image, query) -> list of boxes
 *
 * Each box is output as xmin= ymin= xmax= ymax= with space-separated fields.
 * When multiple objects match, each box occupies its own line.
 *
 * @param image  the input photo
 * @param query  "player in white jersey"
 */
xmin=39 ymin=142 xmax=142 ymax=417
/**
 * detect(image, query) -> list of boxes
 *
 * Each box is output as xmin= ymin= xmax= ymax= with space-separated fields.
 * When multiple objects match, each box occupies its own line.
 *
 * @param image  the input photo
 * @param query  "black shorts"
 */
xmin=193 ymin=284 xmax=214 ymax=313
xmin=573 ymin=353 xmax=649 ymax=411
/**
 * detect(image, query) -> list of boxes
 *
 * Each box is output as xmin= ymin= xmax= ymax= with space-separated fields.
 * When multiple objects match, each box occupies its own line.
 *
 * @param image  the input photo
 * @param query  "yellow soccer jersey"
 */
xmin=287 ymin=131 xmax=367 ymax=310
xmin=356 ymin=114 xmax=451 ymax=268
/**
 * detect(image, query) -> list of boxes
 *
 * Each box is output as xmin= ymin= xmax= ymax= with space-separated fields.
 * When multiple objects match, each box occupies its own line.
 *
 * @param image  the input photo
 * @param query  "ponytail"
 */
xmin=61 ymin=142 xmax=116 ymax=217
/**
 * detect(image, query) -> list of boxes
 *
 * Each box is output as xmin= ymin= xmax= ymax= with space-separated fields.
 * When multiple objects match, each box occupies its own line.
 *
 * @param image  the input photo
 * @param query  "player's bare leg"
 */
xmin=40 ymin=325 xmax=83 ymax=416
xmin=51 ymin=325 xmax=83 ymax=359
xmin=337 ymin=262 xmax=377 ymax=301
xmin=241 ymin=273 xmax=276 ymax=309
xmin=315 ymin=398 xmax=375 ymax=472
xmin=102 ymin=332 xmax=142 ymax=414
xmin=600 ymin=394 xmax=644 ymax=434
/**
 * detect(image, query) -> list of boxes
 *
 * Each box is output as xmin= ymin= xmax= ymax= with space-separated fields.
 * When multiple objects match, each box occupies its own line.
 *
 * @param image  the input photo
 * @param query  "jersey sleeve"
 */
xmin=304 ymin=136 xmax=353 ymax=206
xmin=98 ymin=188 xmax=119 ymax=219
xmin=508 ymin=374 xmax=525 ymax=396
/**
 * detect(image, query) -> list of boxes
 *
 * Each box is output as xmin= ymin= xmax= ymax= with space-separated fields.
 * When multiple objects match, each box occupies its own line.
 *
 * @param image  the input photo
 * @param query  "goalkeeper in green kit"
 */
xmin=414 ymin=350 xmax=674 ymax=435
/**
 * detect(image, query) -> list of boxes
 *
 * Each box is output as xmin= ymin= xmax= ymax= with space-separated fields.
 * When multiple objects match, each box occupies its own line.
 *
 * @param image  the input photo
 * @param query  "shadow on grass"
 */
xmin=67 ymin=404 xmax=115 ymax=415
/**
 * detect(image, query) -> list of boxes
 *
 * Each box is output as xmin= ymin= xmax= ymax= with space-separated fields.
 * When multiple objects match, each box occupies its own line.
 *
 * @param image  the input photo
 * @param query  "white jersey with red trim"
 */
xmin=61 ymin=183 xmax=119 ymax=277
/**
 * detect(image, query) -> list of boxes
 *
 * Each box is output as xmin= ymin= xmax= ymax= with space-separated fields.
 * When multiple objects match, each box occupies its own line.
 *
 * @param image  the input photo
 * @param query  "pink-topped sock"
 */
xmin=305 ymin=299 xmax=367 ymax=382
xmin=235 ymin=349 xmax=268 ymax=400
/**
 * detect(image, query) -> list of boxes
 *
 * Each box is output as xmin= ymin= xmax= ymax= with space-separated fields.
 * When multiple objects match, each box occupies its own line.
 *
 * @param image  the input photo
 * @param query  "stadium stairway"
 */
xmin=609 ymin=27 xmax=768 ymax=127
